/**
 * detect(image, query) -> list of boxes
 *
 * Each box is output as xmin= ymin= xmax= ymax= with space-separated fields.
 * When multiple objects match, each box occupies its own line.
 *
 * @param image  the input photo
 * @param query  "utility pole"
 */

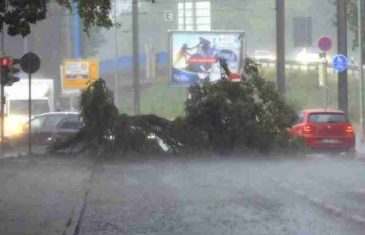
xmin=132 ymin=0 xmax=140 ymax=115
xmin=359 ymin=0 xmax=365 ymax=141
xmin=276 ymin=0 xmax=285 ymax=94
xmin=337 ymin=0 xmax=348 ymax=114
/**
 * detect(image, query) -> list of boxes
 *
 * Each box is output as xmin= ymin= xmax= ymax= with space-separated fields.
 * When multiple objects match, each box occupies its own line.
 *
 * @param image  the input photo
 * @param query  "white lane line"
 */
xmin=280 ymin=182 xmax=291 ymax=189
xmin=323 ymin=204 xmax=343 ymax=216
xmin=307 ymin=196 xmax=323 ymax=205
xmin=294 ymin=190 xmax=306 ymax=196
xmin=272 ymin=177 xmax=365 ymax=225
xmin=356 ymin=189 xmax=365 ymax=194
xmin=271 ymin=177 xmax=280 ymax=182
xmin=1 ymin=153 xmax=20 ymax=159
xmin=349 ymin=215 xmax=365 ymax=224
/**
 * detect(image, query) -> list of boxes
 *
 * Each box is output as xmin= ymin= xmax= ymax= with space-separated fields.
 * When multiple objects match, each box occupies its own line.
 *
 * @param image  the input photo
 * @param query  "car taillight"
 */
xmin=345 ymin=125 xmax=354 ymax=133
xmin=303 ymin=125 xmax=313 ymax=134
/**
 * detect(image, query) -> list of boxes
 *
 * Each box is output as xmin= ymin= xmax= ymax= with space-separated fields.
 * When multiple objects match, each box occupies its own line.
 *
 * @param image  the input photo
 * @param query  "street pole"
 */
xmin=337 ymin=0 xmax=349 ymax=114
xmin=323 ymin=52 xmax=328 ymax=108
xmin=113 ymin=0 xmax=120 ymax=109
xmin=276 ymin=0 xmax=285 ymax=94
xmin=358 ymin=0 xmax=364 ymax=142
xmin=28 ymin=70 xmax=32 ymax=155
xmin=132 ymin=0 xmax=140 ymax=115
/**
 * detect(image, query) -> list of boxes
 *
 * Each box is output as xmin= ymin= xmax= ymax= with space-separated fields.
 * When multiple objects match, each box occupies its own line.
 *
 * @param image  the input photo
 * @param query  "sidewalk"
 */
xmin=0 ymin=145 xmax=48 ymax=159
xmin=0 ymin=152 xmax=93 ymax=235
xmin=356 ymin=132 xmax=365 ymax=158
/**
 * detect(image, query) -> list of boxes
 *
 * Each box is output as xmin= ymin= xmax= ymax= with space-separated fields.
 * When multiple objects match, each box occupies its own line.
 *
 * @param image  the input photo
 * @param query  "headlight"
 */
xmin=4 ymin=117 xmax=25 ymax=137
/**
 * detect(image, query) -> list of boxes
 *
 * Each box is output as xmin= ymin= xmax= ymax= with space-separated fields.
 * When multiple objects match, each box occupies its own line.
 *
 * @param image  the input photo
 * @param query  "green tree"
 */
xmin=347 ymin=0 xmax=365 ymax=60
xmin=0 ymin=0 xmax=155 ymax=36
xmin=332 ymin=0 xmax=365 ymax=58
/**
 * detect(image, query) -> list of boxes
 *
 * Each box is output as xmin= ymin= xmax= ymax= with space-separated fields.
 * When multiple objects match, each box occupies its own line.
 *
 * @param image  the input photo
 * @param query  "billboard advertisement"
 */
xmin=63 ymin=59 xmax=99 ymax=89
xmin=169 ymin=31 xmax=245 ymax=86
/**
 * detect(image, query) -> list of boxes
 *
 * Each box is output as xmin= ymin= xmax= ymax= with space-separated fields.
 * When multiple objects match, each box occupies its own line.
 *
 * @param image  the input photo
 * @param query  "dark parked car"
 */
xmin=21 ymin=112 xmax=82 ymax=145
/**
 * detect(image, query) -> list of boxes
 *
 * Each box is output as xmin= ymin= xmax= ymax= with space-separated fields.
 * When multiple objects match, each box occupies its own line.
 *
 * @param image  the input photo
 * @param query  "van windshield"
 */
xmin=9 ymin=100 xmax=50 ymax=116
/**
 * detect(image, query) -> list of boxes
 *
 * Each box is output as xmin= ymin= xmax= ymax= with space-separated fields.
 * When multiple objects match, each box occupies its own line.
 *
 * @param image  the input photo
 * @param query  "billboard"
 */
xmin=169 ymin=31 xmax=245 ymax=86
xmin=63 ymin=59 xmax=99 ymax=89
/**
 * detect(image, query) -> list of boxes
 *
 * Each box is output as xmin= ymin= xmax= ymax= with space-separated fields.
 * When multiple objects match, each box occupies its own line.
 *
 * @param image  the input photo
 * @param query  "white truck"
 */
xmin=3 ymin=78 xmax=55 ymax=138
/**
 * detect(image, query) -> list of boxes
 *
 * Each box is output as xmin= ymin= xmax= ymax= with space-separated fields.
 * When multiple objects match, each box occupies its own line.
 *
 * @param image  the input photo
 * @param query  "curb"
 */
xmin=63 ymin=188 xmax=90 ymax=235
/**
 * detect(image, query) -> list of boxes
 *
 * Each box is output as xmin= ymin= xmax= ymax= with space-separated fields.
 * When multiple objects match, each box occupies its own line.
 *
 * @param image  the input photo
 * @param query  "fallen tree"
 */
xmin=49 ymin=59 xmax=301 ymax=155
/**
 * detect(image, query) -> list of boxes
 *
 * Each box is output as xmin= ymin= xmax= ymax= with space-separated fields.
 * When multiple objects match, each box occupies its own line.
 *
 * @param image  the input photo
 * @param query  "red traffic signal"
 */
xmin=1 ymin=57 xmax=10 ymax=67
xmin=1 ymin=57 xmax=20 ymax=86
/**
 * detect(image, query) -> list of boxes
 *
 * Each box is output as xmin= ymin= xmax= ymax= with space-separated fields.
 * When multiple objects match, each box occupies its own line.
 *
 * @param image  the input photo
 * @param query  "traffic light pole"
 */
xmin=1 ymin=24 xmax=5 ymax=157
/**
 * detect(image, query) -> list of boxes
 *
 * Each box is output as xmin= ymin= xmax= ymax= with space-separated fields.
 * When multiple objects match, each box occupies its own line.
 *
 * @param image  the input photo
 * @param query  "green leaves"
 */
xmin=2 ymin=0 xmax=48 ymax=36
xmin=184 ymin=61 xmax=298 ymax=153
xmin=1 ymin=0 xmax=156 ymax=36
xmin=76 ymin=0 xmax=113 ymax=35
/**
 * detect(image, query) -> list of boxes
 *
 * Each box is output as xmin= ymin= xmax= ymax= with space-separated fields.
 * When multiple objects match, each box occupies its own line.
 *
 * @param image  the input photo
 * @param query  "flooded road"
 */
xmin=1 ymin=154 xmax=365 ymax=235
xmin=80 ymin=155 xmax=365 ymax=235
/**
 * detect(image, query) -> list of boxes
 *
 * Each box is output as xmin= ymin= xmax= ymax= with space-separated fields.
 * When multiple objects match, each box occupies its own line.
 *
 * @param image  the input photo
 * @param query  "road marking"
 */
xmin=271 ymin=177 xmax=280 ymax=182
xmin=294 ymin=190 xmax=306 ymax=196
xmin=356 ymin=189 xmax=365 ymax=194
xmin=349 ymin=215 xmax=365 ymax=224
xmin=307 ymin=196 xmax=323 ymax=205
xmin=272 ymin=177 xmax=365 ymax=225
xmin=323 ymin=204 xmax=343 ymax=216
xmin=280 ymin=182 xmax=290 ymax=189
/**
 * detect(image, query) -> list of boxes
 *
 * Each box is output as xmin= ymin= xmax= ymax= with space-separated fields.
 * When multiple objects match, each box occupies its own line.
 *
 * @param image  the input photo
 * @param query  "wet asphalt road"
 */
xmin=1 ymin=154 xmax=365 ymax=235
xmin=79 ymin=155 xmax=365 ymax=235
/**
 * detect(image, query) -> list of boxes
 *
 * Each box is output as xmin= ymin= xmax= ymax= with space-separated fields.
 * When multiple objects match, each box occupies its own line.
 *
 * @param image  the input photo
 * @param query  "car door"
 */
xmin=35 ymin=115 xmax=66 ymax=144
xmin=25 ymin=116 xmax=46 ymax=144
xmin=55 ymin=118 xmax=82 ymax=138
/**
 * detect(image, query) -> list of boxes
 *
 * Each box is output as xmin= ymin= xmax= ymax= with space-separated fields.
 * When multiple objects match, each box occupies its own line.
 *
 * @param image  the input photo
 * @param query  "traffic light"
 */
xmin=1 ymin=57 xmax=10 ymax=85
xmin=8 ymin=58 xmax=20 ymax=86
xmin=0 ymin=57 xmax=20 ymax=86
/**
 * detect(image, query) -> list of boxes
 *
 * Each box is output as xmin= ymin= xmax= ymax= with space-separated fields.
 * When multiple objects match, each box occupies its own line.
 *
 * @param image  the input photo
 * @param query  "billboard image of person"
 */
xmin=170 ymin=31 xmax=245 ymax=86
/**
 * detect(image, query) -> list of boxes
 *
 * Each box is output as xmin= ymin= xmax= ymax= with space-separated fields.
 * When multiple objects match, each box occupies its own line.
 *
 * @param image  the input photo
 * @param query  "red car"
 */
xmin=290 ymin=109 xmax=355 ymax=153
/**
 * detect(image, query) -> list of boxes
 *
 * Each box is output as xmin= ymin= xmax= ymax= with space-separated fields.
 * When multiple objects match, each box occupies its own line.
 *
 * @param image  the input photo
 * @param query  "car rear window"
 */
xmin=308 ymin=113 xmax=348 ymax=123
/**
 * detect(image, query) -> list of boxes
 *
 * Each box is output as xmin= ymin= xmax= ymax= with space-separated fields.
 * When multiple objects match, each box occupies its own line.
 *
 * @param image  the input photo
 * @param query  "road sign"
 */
xmin=164 ymin=11 xmax=173 ymax=21
xmin=318 ymin=36 xmax=332 ymax=52
xmin=20 ymin=52 xmax=41 ymax=74
xmin=332 ymin=54 xmax=349 ymax=73
xmin=63 ymin=59 xmax=99 ymax=89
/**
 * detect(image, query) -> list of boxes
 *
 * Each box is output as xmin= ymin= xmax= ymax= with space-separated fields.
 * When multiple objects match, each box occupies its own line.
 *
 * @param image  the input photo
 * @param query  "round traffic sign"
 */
xmin=20 ymin=52 xmax=41 ymax=74
xmin=332 ymin=54 xmax=348 ymax=73
xmin=318 ymin=36 xmax=333 ymax=52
